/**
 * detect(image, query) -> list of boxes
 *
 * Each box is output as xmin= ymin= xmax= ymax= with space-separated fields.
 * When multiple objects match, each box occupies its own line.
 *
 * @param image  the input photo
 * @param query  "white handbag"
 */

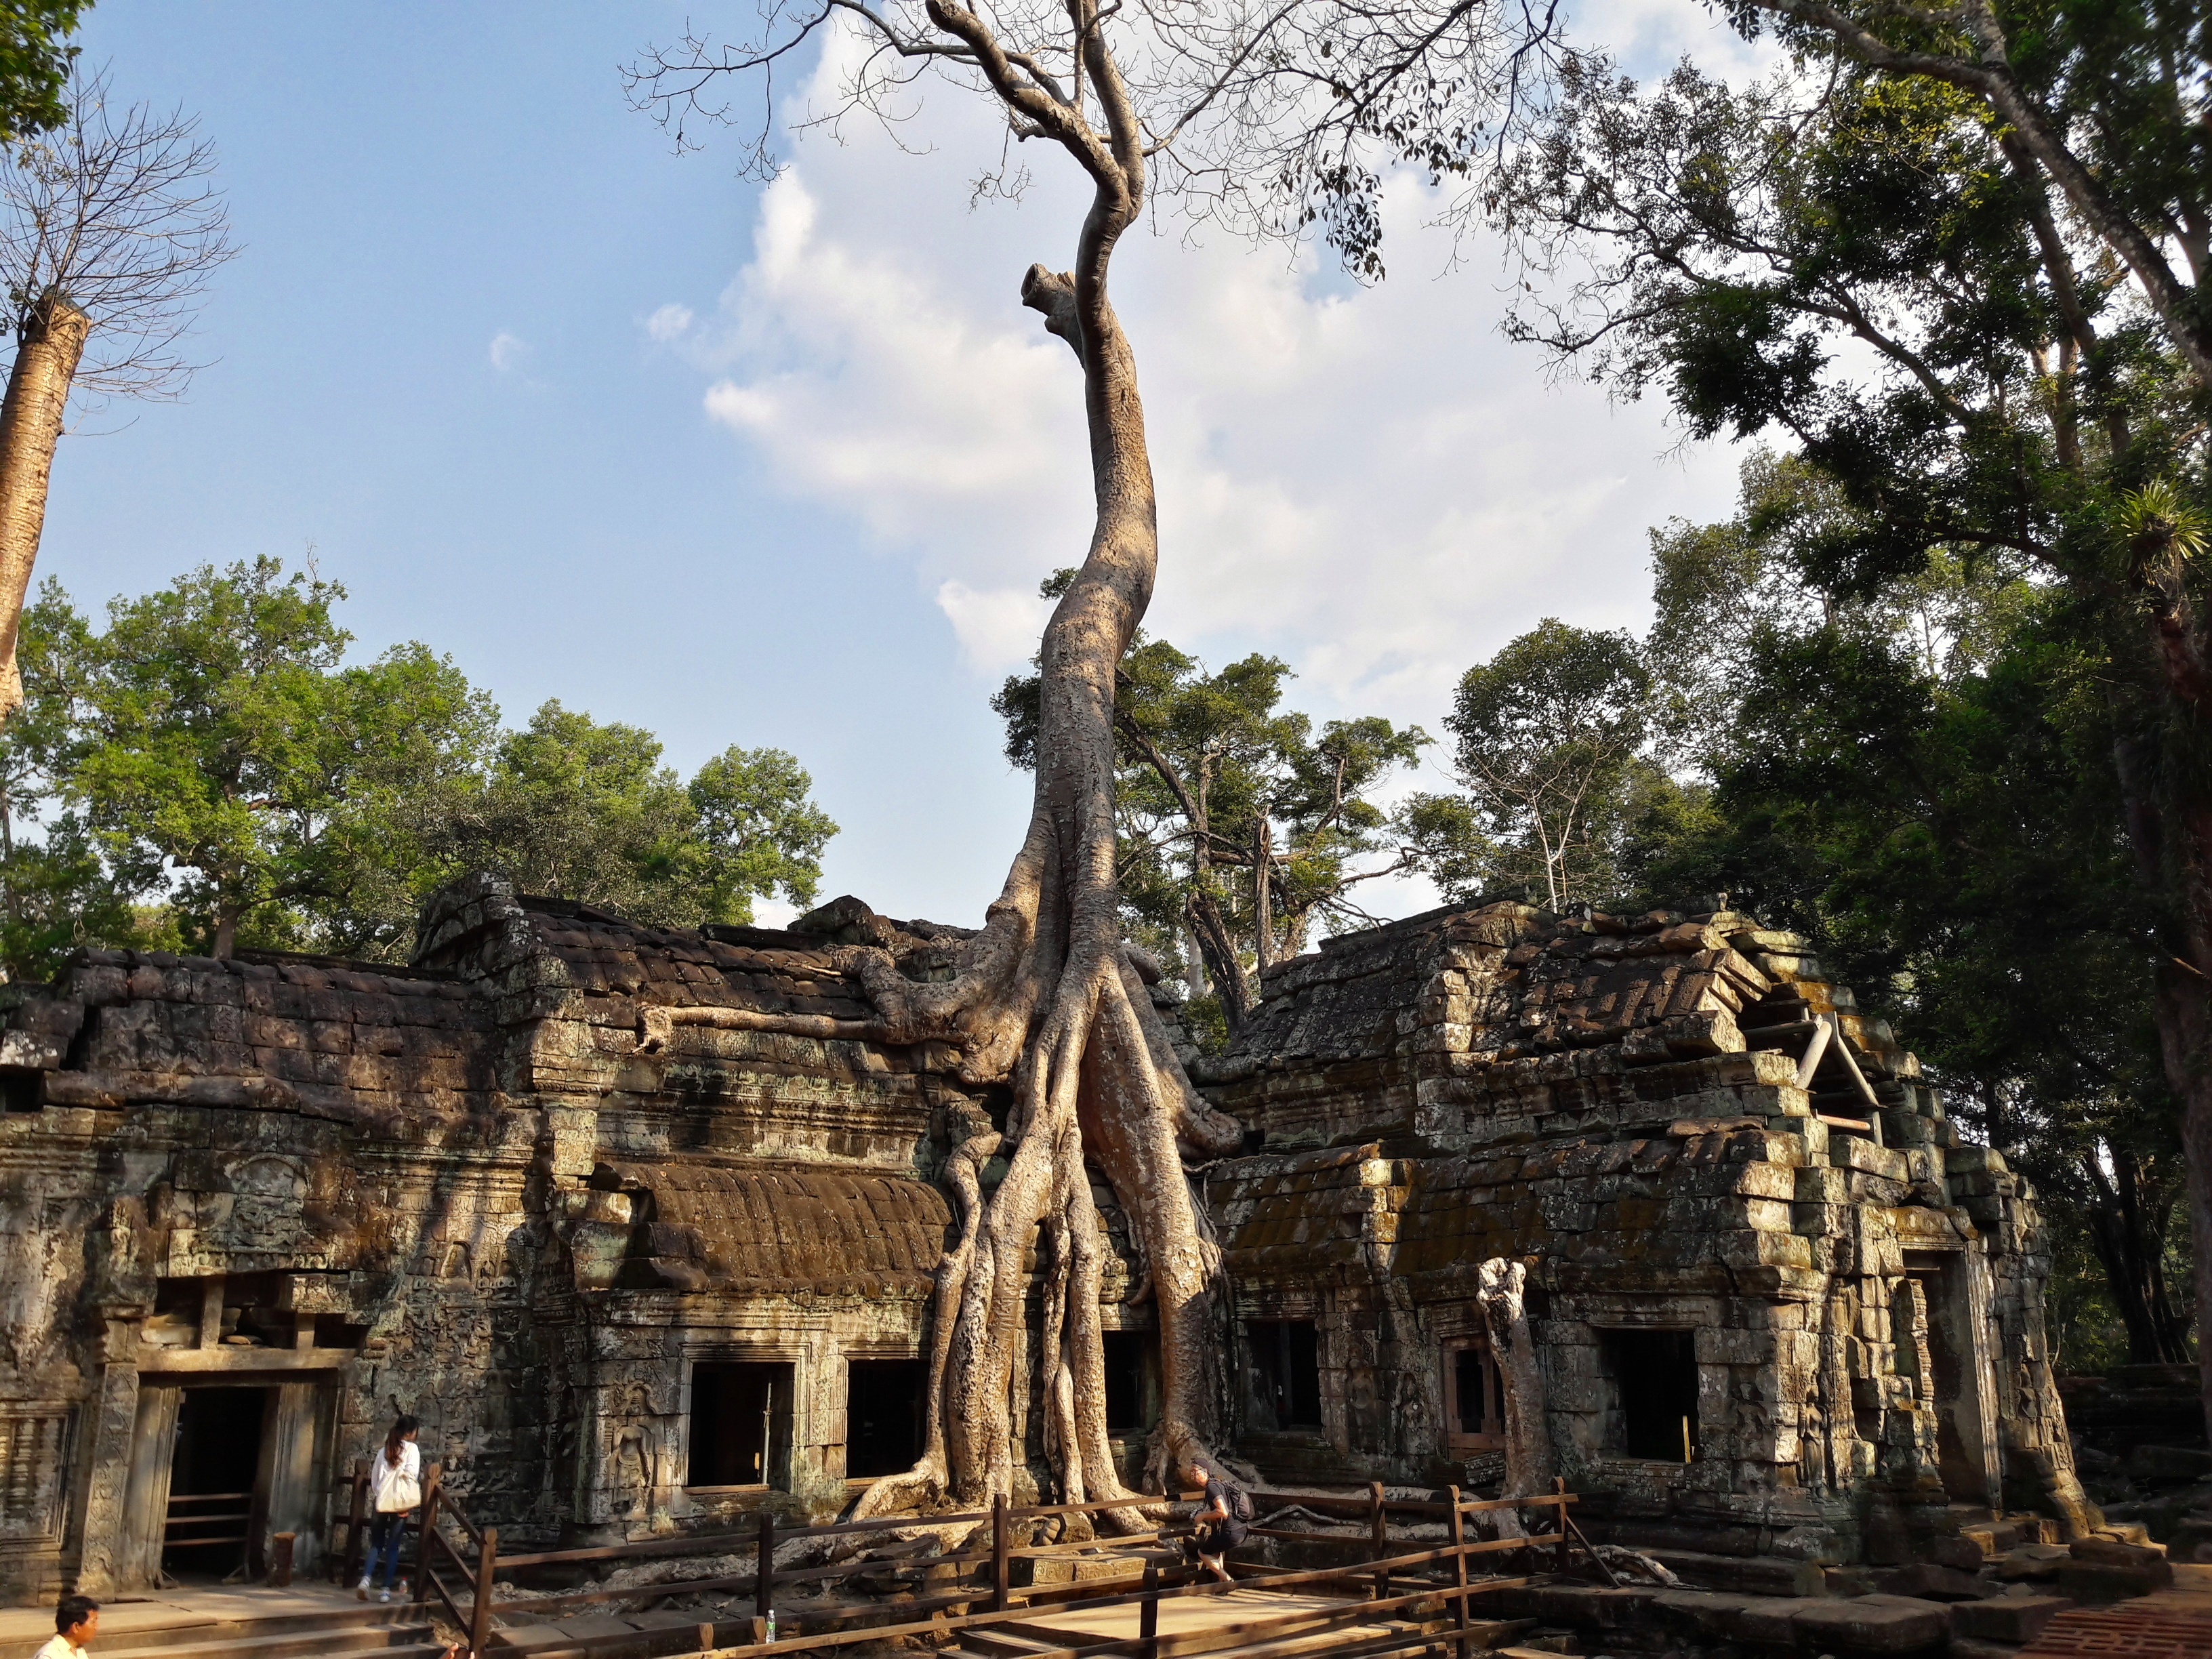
xmin=377 ymin=1462 xmax=423 ymax=1513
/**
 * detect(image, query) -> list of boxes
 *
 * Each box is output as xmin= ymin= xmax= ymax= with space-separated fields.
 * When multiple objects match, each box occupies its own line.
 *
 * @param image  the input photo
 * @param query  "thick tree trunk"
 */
xmin=1189 ymin=886 xmax=1252 ymax=1034
xmin=830 ymin=52 xmax=1245 ymax=1515
xmin=1252 ymin=818 xmax=1273 ymax=975
xmin=2156 ymin=963 xmax=2212 ymax=1426
xmin=1475 ymin=1258 xmax=1552 ymax=1536
xmin=2082 ymin=1147 xmax=2190 ymax=1364
xmin=0 ymin=291 xmax=88 ymax=720
xmin=213 ymin=897 xmax=241 ymax=960
xmin=2115 ymin=722 xmax=2212 ymax=1439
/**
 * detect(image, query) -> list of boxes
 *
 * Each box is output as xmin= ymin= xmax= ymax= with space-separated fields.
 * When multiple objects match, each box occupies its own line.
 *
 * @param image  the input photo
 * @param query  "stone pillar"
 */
xmin=262 ymin=1382 xmax=329 ymax=1575
xmin=112 ymin=1384 xmax=180 ymax=1592
xmin=1952 ymin=1252 xmax=2005 ymax=1509
xmin=73 ymin=1317 xmax=147 ymax=1595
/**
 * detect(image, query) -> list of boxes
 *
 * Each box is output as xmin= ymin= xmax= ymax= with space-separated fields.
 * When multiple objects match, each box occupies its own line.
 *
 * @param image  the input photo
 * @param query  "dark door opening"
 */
xmin=1445 ymin=1340 xmax=1504 ymax=1452
xmin=1906 ymin=1259 xmax=1991 ymax=1502
xmin=1247 ymin=1319 xmax=1323 ymax=1431
xmin=688 ymin=1361 xmax=794 ymax=1489
xmin=1601 ymin=1330 xmax=1700 ymax=1462
xmin=1102 ymin=1331 xmax=1158 ymax=1434
xmin=164 ymin=1387 xmax=268 ymax=1578
xmin=846 ymin=1359 xmax=927 ymax=1479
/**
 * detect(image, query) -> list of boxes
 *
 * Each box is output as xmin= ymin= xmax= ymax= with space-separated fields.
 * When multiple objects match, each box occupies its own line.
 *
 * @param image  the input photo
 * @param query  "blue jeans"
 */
xmin=365 ymin=1510 xmax=411 ymax=1587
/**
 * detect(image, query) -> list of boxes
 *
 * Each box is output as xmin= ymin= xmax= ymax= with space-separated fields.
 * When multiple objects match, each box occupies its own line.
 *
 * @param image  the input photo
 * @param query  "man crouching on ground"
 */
xmin=1183 ymin=1460 xmax=1249 ymax=1584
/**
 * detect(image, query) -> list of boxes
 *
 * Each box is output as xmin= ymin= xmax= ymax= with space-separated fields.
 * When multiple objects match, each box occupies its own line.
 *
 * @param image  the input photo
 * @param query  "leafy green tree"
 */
xmin=1433 ymin=619 xmax=1679 ymax=909
xmin=429 ymin=701 xmax=835 ymax=932
xmin=39 ymin=558 xmax=493 ymax=958
xmin=996 ymin=569 xmax=1426 ymax=1036
xmin=0 ymin=558 xmax=840 ymax=974
xmin=0 ymin=3 xmax=87 ymax=144
xmin=1635 ymin=461 xmax=2190 ymax=1364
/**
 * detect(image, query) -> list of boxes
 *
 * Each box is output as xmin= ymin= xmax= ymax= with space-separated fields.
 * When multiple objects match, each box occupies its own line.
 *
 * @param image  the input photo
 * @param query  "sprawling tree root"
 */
xmin=1475 ymin=1258 xmax=1554 ymax=1541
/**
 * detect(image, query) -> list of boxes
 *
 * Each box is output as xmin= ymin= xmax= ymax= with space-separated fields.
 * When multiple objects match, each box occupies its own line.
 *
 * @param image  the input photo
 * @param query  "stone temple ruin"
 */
xmin=0 ymin=874 xmax=2093 ymax=1604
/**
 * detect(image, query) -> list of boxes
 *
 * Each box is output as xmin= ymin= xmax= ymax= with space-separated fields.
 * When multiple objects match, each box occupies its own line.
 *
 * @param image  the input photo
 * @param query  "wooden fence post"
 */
xmin=1555 ymin=1479 xmax=1570 ymax=1573
xmin=755 ymin=1511 xmax=775 ymax=1626
xmin=471 ymin=1525 xmax=498 ymax=1658
xmin=268 ymin=1531 xmax=294 ymax=1588
xmin=411 ymin=1464 xmax=444 ymax=1607
xmin=991 ymin=1492 xmax=1010 ymax=1613
xmin=1368 ymin=1481 xmax=1389 ymax=1602
xmin=1448 ymin=1485 xmax=1470 ymax=1657
xmin=342 ymin=1459 xmax=367 ymax=1585
xmin=1140 ymin=1561 xmax=1160 ymax=1659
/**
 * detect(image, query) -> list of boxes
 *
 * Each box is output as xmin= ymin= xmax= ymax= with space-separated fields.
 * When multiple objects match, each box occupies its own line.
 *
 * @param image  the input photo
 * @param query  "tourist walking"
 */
xmin=358 ymin=1414 xmax=422 ymax=1602
xmin=34 ymin=1595 xmax=98 ymax=1659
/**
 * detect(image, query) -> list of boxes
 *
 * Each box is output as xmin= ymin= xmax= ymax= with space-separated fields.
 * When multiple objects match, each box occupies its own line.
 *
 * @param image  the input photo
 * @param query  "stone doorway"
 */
xmin=1906 ymin=1250 xmax=2003 ymax=1507
xmin=115 ymin=1374 xmax=337 ymax=1591
xmin=164 ymin=1386 xmax=268 ymax=1579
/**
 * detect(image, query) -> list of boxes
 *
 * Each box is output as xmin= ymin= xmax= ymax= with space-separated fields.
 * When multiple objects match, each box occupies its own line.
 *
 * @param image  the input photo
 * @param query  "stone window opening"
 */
xmin=686 ymin=1361 xmax=794 ymax=1490
xmin=1102 ymin=1330 xmax=1160 ymax=1435
xmin=1441 ymin=1336 xmax=1504 ymax=1455
xmin=1246 ymin=1319 xmax=1323 ymax=1432
xmin=1599 ymin=1329 xmax=1700 ymax=1463
xmin=845 ymin=1358 xmax=927 ymax=1481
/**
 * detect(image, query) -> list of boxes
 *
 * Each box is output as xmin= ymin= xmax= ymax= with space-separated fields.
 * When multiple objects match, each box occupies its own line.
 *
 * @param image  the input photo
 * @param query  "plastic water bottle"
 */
xmin=764 ymin=1608 xmax=776 ymax=1643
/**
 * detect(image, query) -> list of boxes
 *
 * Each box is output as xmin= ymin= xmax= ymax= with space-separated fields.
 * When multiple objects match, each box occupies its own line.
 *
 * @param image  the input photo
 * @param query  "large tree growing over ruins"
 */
xmin=624 ymin=0 xmax=1498 ymax=1511
xmin=1181 ymin=0 xmax=2212 ymax=1431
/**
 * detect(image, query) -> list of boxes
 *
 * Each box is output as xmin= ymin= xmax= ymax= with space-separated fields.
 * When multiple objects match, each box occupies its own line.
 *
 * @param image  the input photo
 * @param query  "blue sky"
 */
xmin=56 ymin=1 xmax=1757 ymax=926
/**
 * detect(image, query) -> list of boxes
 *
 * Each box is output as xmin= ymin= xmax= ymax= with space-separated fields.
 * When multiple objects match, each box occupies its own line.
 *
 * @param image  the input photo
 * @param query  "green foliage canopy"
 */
xmin=0 ymin=558 xmax=838 ymax=974
xmin=0 ymin=1 xmax=85 ymax=145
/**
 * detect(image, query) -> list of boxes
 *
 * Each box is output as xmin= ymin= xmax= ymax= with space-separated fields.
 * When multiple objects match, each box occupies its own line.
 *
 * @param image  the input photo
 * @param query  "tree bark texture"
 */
xmin=0 ymin=290 xmax=87 ymax=720
xmin=1475 ymin=1258 xmax=1553 ymax=1538
xmin=2082 ymin=1147 xmax=2191 ymax=1364
xmin=2112 ymin=724 xmax=2212 ymax=1439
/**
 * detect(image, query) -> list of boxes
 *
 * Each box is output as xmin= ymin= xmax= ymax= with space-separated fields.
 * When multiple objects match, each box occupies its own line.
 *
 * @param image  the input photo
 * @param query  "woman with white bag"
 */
xmin=357 ymin=1414 xmax=422 ymax=1602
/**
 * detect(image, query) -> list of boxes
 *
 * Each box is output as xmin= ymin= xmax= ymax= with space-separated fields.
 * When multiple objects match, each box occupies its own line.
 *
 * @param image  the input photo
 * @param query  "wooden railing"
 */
xmin=413 ymin=1481 xmax=1588 ymax=1659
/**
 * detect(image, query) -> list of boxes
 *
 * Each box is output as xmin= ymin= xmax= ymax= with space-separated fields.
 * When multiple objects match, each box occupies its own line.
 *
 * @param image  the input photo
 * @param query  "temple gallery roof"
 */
xmin=1198 ymin=897 xmax=1907 ymax=1082
xmin=586 ymin=1160 xmax=954 ymax=1295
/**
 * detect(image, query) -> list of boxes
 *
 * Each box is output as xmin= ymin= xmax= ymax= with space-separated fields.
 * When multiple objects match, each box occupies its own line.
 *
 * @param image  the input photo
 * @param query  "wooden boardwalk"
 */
xmin=996 ymin=1586 xmax=1409 ymax=1650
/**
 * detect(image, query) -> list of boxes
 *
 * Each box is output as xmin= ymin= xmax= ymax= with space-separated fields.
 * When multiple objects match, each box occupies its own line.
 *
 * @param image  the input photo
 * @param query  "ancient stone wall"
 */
xmin=0 ymin=880 xmax=2089 ymax=1603
xmin=1197 ymin=899 xmax=2093 ymax=1565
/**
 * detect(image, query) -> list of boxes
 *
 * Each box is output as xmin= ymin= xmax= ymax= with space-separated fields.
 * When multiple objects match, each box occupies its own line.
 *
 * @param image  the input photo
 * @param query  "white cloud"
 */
xmin=646 ymin=302 xmax=694 ymax=342
xmin=672 ymin=11 xmax=1759 ymax=920
xmin=752 ymin=896 xmax=802 ymax=929
xmin=935 ymin=579 xmax=1052 ymax=675
xmin=488 ymin=330 xmax=528 ymax=372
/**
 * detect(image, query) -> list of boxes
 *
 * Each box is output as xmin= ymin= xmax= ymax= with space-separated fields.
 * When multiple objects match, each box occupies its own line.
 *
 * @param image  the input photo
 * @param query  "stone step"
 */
xmin=95 ymin=1620 xmax=441 ymax=1659
xmin=0 ymin=1603 xmax=432 ymax=1659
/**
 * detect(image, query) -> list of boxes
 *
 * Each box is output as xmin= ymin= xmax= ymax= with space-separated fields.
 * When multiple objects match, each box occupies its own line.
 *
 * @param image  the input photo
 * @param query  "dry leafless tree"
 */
xmin=0 ymin=65 xmax=233 ymax=716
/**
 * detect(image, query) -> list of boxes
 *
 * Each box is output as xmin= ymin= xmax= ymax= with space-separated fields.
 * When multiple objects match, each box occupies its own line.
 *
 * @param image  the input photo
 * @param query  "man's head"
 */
xmin=1186 ymin=1460 xmax=1209 ymax=1487
xmin=55 ymin=1595 xmax=98 ymax=1645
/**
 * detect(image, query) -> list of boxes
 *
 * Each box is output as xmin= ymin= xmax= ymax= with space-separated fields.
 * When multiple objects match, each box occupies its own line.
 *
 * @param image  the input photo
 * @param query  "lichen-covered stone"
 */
xmin=0 ymin=884 xmax=2089 ymax=1604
